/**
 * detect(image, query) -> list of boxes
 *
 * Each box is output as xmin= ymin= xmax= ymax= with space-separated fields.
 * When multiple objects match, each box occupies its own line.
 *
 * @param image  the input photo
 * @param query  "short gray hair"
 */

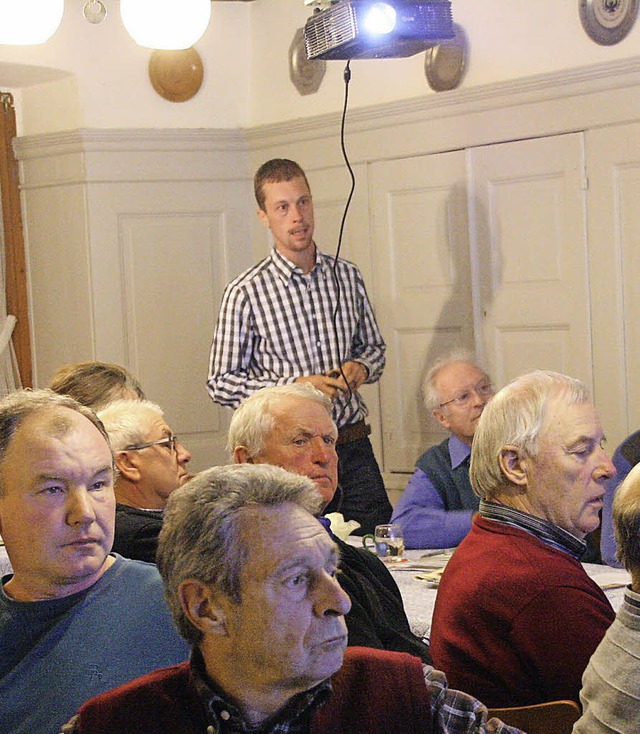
xmin=470 ymin=370 xmax=590 ymax=500
xmin=613 ymin=463 xmax=640 ymax=572
xmin=422 ymin=348 xmax=482 ymax=411
xmin=97 ymin=399 xmax=165 ymax=452
xmin=156 ymin=463 xmax=324 ymax=646
xmin=0 ymin=389 xmax=111 ymax=495
xmin=227 ymin=383 xmax=334 ymax=458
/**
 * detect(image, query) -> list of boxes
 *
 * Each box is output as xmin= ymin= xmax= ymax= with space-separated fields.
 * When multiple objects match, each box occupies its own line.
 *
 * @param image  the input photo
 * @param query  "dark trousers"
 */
xmin=326 ymin=435 xmax=392 ymax=536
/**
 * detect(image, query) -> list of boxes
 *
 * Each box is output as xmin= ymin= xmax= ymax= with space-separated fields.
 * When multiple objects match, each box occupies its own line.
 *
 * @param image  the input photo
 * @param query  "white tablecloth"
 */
xmin=360 ymin=545 xmax=631 ymax=642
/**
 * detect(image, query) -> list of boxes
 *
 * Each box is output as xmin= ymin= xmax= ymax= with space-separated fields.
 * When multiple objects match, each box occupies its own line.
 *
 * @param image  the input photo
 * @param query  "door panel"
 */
xmin=369 ymin=152 xmax=472 ymax=475
xmin=468 ymin=134 xmax=592 ymax=391
xmin=587 ymin=123 xmax=640 ymax=448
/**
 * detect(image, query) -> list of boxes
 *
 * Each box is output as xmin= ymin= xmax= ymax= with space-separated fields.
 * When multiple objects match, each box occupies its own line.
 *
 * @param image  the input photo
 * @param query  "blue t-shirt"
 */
xmin=0 ymin=554 xmax=189 ymax=734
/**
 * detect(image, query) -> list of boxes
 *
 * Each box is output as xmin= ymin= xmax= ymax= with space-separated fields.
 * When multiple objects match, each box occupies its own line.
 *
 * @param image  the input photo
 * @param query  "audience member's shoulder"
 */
xmin=618 ymin=429 xmax=640 ymax=463
xmin=415 ymin=436 xmax=450 ymax=463
xmin=107 ymin=554 xmax=163 ymax=586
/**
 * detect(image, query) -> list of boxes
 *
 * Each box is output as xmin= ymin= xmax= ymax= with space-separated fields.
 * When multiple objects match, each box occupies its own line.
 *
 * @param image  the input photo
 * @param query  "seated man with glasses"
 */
xmin=391 ymin=349 xmax=494 ymax=549
xmin=97 ymin=399 xmax=193 ymax=563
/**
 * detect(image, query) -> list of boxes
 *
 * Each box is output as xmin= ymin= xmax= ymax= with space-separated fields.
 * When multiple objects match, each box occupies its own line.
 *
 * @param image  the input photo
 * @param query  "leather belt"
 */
xmin=337 ymin=420 xmax=371 ymax=446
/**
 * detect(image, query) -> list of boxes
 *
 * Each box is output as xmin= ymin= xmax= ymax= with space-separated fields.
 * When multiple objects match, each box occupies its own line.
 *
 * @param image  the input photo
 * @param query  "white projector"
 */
xmin=303 ymin=0 xmax=454 ymax=60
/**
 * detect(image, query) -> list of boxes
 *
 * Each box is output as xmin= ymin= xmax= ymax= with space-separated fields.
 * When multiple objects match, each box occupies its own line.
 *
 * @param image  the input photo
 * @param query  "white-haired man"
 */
xmin=574 ymin=461 xmax=640 ymax=733
xmin=229 ymin=382 xmax=431 ymax=662
xmin=97 ymin=399 xmax=192 ymax=563
xmin=392 ymin=349 xmax=494 ymax=549
xmin=0 ymin=390 xmax=188 ymax=734
xmin=431 ymin=371 xmax=616 ymax=708
xmin=64 ymin=464 xmax=523 ymax=734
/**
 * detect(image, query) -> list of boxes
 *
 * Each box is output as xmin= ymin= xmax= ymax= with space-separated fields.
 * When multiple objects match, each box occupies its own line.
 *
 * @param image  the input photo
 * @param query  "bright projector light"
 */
xmin=363 ymin=3 xmax=397 ymax=35
xmin=304 ymin=0 xmax=454 ymax=60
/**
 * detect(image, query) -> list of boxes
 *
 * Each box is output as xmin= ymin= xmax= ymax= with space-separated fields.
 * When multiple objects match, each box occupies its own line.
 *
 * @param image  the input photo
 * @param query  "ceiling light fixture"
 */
xmin=0 ymin=0 xmax=64 ymax=45
xmin=120 ymin=0 xmax=212 ymax=50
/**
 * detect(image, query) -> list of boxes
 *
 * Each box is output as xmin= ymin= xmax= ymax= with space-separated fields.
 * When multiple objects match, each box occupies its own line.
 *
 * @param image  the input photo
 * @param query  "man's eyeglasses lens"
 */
xmin=440 ymin=382 xmax=494 ymax=409
xmin=124 ymin=435 xmax=177 ymax=452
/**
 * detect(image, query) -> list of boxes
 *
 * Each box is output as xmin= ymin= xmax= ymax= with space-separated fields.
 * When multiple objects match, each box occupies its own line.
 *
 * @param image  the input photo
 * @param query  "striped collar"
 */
xmin=479 ymin=499 xmax=587 ymax=560
xmin=269 ymin=245 xmax=330 ymax=283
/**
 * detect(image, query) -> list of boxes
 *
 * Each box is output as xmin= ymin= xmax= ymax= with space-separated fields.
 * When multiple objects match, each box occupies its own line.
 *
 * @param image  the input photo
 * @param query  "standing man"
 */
xmin=208 ymin=158 xmax=390 ymax=534
xmin=392 ymin=349 xmax=494 ymax=549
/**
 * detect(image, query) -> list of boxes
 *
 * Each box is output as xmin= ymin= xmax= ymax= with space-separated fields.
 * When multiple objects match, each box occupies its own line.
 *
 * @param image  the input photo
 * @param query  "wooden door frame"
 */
xmin=0 ymin=92 xmax=32 ymax=387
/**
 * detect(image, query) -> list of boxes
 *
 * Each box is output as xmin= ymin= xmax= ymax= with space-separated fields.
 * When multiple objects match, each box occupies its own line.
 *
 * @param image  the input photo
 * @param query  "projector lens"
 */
xmin=363 ymin=3 xmax=396 ymax=34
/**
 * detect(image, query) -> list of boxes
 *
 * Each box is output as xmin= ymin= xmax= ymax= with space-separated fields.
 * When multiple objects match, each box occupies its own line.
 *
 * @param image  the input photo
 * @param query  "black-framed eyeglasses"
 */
xmin=439 ymin=381 xmax=494 ymax=409
xmin=124 ymin=435 xmax=178 ymax=453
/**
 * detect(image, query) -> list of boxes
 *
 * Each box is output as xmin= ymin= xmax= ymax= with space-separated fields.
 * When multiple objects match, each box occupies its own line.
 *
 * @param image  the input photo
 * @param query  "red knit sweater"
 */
xmin=71 ymin=647 xmax=432 ymax=734
xmin=430 ymin=515 xmax=615 ymax=707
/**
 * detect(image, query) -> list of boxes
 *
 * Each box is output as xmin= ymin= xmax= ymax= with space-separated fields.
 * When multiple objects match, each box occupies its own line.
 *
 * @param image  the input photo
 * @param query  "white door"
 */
xmin=468 ymin=134 xmax=592 ymax=392
xmin=586 ymin=122 xmax=640 ymax=448
xmin=369 ymin=151 xmax=472 ymax=479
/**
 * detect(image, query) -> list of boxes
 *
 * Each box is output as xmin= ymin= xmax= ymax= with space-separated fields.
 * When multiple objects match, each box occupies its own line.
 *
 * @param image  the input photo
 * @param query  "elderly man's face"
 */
xmin=433 ymin=362 xmax=493 ymax=446
xmin=0 ymin=408 xmax=115 ymax=600
xmin=249 ymin=398 xmax=338 ymax=507
xmin=521 ymin=396 xmax=616 ymax=538
xmin=125 ymin=414 xmax=192 ymax=508
xmin=216 ymin=504 xmax=350 ymax=695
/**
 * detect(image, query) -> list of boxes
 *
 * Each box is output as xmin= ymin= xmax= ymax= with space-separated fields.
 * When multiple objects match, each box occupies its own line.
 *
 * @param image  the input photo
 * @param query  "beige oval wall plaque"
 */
xmin=424 ymin=23 xmax=468 ymax=92
xmin=579 ymin=0 xmax=639 ymax=45
xmin=148 ymin=47 xmax=204 ymax=102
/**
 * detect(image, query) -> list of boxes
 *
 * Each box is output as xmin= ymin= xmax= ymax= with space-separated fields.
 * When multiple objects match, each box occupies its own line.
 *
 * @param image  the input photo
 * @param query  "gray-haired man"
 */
xmin=65 ymin=463 xmax=522 ymax=734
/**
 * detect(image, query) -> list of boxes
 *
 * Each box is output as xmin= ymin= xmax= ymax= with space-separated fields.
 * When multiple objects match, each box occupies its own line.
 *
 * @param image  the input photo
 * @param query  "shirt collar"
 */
xmin=479 ymin=499 xmax=588 ymax=560
xmin=190 ymin=647 xmax=332 ymax=733
xmin=448 ymin=434 xmax=471 ymax=469
xmin=269 ymin=246 xmax=326 ymax=283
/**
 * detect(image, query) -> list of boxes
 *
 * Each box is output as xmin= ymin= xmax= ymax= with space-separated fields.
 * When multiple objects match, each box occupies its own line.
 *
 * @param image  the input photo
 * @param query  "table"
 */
xmin=383 ymin=548 xmax=631 ymax=642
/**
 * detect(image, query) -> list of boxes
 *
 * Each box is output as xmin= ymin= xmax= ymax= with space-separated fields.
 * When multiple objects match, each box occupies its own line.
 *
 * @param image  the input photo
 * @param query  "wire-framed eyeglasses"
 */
xmin=438 ymin=381 xmax=494 ymax=409
xmin=124 ymin=435 xmax=178 ymax=453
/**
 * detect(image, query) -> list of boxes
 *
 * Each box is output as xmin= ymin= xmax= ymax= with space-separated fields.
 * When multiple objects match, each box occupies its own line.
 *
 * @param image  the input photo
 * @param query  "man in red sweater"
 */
xmin=430 ymin=370 xmax=617 ymax=707
xmin=62 ymin=464 xmax=523 ymax=734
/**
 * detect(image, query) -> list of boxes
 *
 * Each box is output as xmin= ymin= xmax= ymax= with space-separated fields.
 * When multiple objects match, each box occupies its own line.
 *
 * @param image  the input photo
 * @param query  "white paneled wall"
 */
xmin=16 ymin=130 xmax=253 ymax=473
xmin=15 ymin=58 xmax=640 ymax=489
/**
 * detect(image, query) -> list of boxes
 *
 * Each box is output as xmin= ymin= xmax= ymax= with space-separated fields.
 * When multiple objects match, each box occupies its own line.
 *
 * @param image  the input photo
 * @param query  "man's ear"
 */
xmin=178 ymin=579 xmax=229 ymax=636
xmin=114 ymin=450 xmax=142 ymax=482
xmin=257 ymin=207 xmax=269 ymax=229
xmin=433 ymin=408 xmax=451 ymax=432
xmin=499 ymin=446 xmax=529 ymax=486
xmin=234 ymin=446 xmax=253 ymax=465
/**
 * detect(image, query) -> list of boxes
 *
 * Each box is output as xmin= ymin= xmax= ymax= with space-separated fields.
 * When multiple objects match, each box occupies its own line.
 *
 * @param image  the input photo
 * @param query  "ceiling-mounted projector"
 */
xmin=303 ymin=0 xmax=454 ymax=61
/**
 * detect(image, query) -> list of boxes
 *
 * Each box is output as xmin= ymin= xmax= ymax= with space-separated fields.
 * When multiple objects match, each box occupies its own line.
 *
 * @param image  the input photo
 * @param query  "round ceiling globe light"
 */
xmin=120 ymin=0 xmax=211 ymax=50
xmin=0 ymin=0 xmax=64 ymax=44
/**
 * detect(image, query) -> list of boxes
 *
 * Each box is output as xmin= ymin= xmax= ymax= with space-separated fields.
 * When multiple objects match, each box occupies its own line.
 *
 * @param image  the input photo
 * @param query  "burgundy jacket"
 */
xmin=430 ymin=514 xmax=616 ymax=707
xmin=70 ymin=647 xmax=433 ymax=734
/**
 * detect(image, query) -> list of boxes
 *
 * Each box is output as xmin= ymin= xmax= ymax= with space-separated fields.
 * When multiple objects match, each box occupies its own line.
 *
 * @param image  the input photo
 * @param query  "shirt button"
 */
xmin=220 ymin=711 xmax=230 ymax=721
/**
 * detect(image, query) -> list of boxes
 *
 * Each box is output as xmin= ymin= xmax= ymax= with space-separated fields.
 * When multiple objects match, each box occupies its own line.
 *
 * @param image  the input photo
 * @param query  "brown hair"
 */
xmin=254 ymin=158 xmax=310 ymax=211
xmin=49 ymin=361 xmax=145 ymax=411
